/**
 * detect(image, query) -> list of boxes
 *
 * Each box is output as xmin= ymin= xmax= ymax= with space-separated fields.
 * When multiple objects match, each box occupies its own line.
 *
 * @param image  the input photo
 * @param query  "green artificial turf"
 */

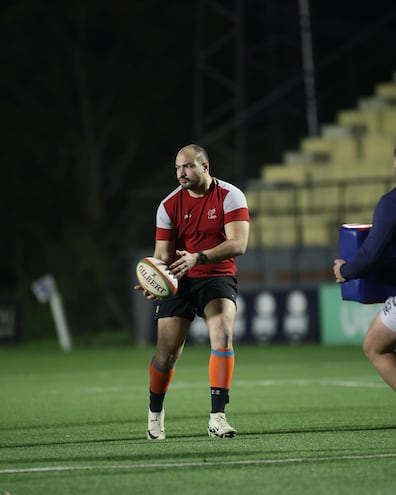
xmin=0 ymin=341 xmax=395 ymax=494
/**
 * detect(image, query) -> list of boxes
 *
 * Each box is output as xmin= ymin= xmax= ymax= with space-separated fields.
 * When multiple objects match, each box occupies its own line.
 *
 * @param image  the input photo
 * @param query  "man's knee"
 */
xmin=362 ymin=336 xmax=375 ymax=361
xmin=363 ymin=319 xmax=396 ymax=362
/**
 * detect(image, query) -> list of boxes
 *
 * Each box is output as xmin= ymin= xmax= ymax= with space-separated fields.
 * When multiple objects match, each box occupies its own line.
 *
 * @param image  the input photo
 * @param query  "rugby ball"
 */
xmin=136 ymin=257 xmax=178 ymax=298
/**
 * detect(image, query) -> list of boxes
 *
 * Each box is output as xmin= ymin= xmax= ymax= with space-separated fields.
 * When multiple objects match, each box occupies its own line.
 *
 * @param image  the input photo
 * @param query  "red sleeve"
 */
xmin=224 ymin=207 xmax=250 ymax=224
xmin=156 ymin=227 xmax=176 ymax=241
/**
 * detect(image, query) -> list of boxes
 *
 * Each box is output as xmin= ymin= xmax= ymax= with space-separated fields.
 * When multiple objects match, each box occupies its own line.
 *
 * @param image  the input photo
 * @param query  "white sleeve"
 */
xmin=156 ymin=202 xmax=174 ymax=229
xmin=223 ymin=184 xmax=248 ymax=213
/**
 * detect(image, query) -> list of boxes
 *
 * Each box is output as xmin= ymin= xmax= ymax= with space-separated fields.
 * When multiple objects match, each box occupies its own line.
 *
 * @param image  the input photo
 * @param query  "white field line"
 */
xmin=1 ymin=452 xmax=396 ymax=475
xmin=39 ymin=378 xmax=385 ymax=395
xmin=234 ymin=379 xmax=386 ymax=388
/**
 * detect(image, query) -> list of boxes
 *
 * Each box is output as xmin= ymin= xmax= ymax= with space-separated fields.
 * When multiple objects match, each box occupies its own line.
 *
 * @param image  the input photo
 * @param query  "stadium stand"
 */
xmin=246 ymin=76 xmax=396 ymax=249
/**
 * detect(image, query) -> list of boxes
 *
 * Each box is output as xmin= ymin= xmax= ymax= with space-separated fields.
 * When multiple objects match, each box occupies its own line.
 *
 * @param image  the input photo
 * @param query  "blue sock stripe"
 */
xmin=151 ymin=356 xmax=175 ymax=373
xmin=211 ymin=349 xmax=234 ymax=358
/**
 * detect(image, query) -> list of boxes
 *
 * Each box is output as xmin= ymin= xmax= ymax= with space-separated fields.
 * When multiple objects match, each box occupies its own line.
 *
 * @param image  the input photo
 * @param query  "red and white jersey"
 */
xmin=156 ymin=178 xmax=250 ymax=277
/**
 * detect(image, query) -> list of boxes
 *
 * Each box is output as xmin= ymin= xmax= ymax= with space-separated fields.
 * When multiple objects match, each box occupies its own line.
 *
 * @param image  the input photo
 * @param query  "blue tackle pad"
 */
xmin=339 ymin=224 xmax=396 ymax=304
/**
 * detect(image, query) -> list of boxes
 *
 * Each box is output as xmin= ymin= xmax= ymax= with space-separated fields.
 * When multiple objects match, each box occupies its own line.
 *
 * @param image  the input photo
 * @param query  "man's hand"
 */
xmin=133 ymin=285 xmax=160 ymax=300
xmin=333 ymin=259 xmax=347 ymax=283
xmin=169 ymin=250 xmax=199 ymax=279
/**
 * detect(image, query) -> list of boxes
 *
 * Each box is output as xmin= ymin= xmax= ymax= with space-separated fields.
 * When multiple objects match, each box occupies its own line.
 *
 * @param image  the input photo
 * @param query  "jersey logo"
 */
xmin=208 ymin=208 xmax=217 ymax=219
xmin=184 ymin=213 xmax=192 ymax=220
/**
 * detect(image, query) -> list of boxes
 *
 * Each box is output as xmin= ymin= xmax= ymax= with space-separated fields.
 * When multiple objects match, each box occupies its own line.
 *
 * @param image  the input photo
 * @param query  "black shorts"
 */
xmin=154 ymin=276 xmax=238 ymax=321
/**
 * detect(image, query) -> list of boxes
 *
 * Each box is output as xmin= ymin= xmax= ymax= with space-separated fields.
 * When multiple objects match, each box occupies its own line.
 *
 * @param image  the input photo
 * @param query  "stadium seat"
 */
xmin=380 ymin=107 xmax=396 ymax=135
xmin=255 ymin=214 xmax=299 ymax=247
xmin=252 ymin=186 xmax=298 ymax=215
xmin=337 ymin=108 xmax=382 ymax=136
xmin=297 ymin=182 xmax=340 ymax=213
xmin=342 ymin=181 xmax=388 ymax=211
xmin=357 ymin=95 xmax=388 ymax=110
xmin=245 ymin=188 xmax=260 ymax=214
xmin=374 ymin=82 xmax=396 ymax=103
xmin=300 ymin=136 xmax=332 ymax=161
xmin=300 ymin=213 xmax=334 ymax=247
xmin=262 ymin=163 xmax=312 ymax=184
xmin=282 ymin=150 xmax=315 ymax=165
xmin=301 ymin=135 xmax=358 ymax=165
xmin=340 ymin=208 xmax=374 ymax=226
xmin=361 ymin=134 xmax=396 ymax=164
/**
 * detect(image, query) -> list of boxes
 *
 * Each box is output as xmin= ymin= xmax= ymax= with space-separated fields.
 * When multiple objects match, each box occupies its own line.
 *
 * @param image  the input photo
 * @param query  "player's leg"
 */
xmin=150 ymin=316 xmax=189 ymax=410
xmin=363 ymin=305 xmax=396 ymax=391
xmin=147 ymin=316 xmax=189 ymax=440
xmin=204 ymin=297 xmax=238 ymax=438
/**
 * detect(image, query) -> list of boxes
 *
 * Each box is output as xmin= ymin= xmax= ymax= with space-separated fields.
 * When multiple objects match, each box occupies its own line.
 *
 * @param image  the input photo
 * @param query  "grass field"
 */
xmin=1 ymin=340 xmax=396 ymax=495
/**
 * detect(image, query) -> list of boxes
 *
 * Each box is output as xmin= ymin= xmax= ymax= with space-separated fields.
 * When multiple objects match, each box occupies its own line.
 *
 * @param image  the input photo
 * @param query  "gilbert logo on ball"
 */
xmin=136 ymin=257 xmax=178 ymax=298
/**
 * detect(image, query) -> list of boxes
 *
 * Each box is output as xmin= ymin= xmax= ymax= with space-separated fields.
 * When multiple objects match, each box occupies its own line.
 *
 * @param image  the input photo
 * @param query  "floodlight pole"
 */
xmin=298 ymin=0 xmax=319 ymax=136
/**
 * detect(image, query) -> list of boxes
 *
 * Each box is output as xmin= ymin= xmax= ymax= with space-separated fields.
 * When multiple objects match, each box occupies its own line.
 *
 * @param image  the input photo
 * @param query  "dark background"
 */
xmin=1 ymin=0 xmax=395 ymax=338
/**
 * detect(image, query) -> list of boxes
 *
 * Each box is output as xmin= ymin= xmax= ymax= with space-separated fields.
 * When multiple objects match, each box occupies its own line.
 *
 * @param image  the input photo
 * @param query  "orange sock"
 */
xmin=149 ymin=356 xmax=175 ymax=394
xmin=208 ymin=348 xmax=235 ymax=389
